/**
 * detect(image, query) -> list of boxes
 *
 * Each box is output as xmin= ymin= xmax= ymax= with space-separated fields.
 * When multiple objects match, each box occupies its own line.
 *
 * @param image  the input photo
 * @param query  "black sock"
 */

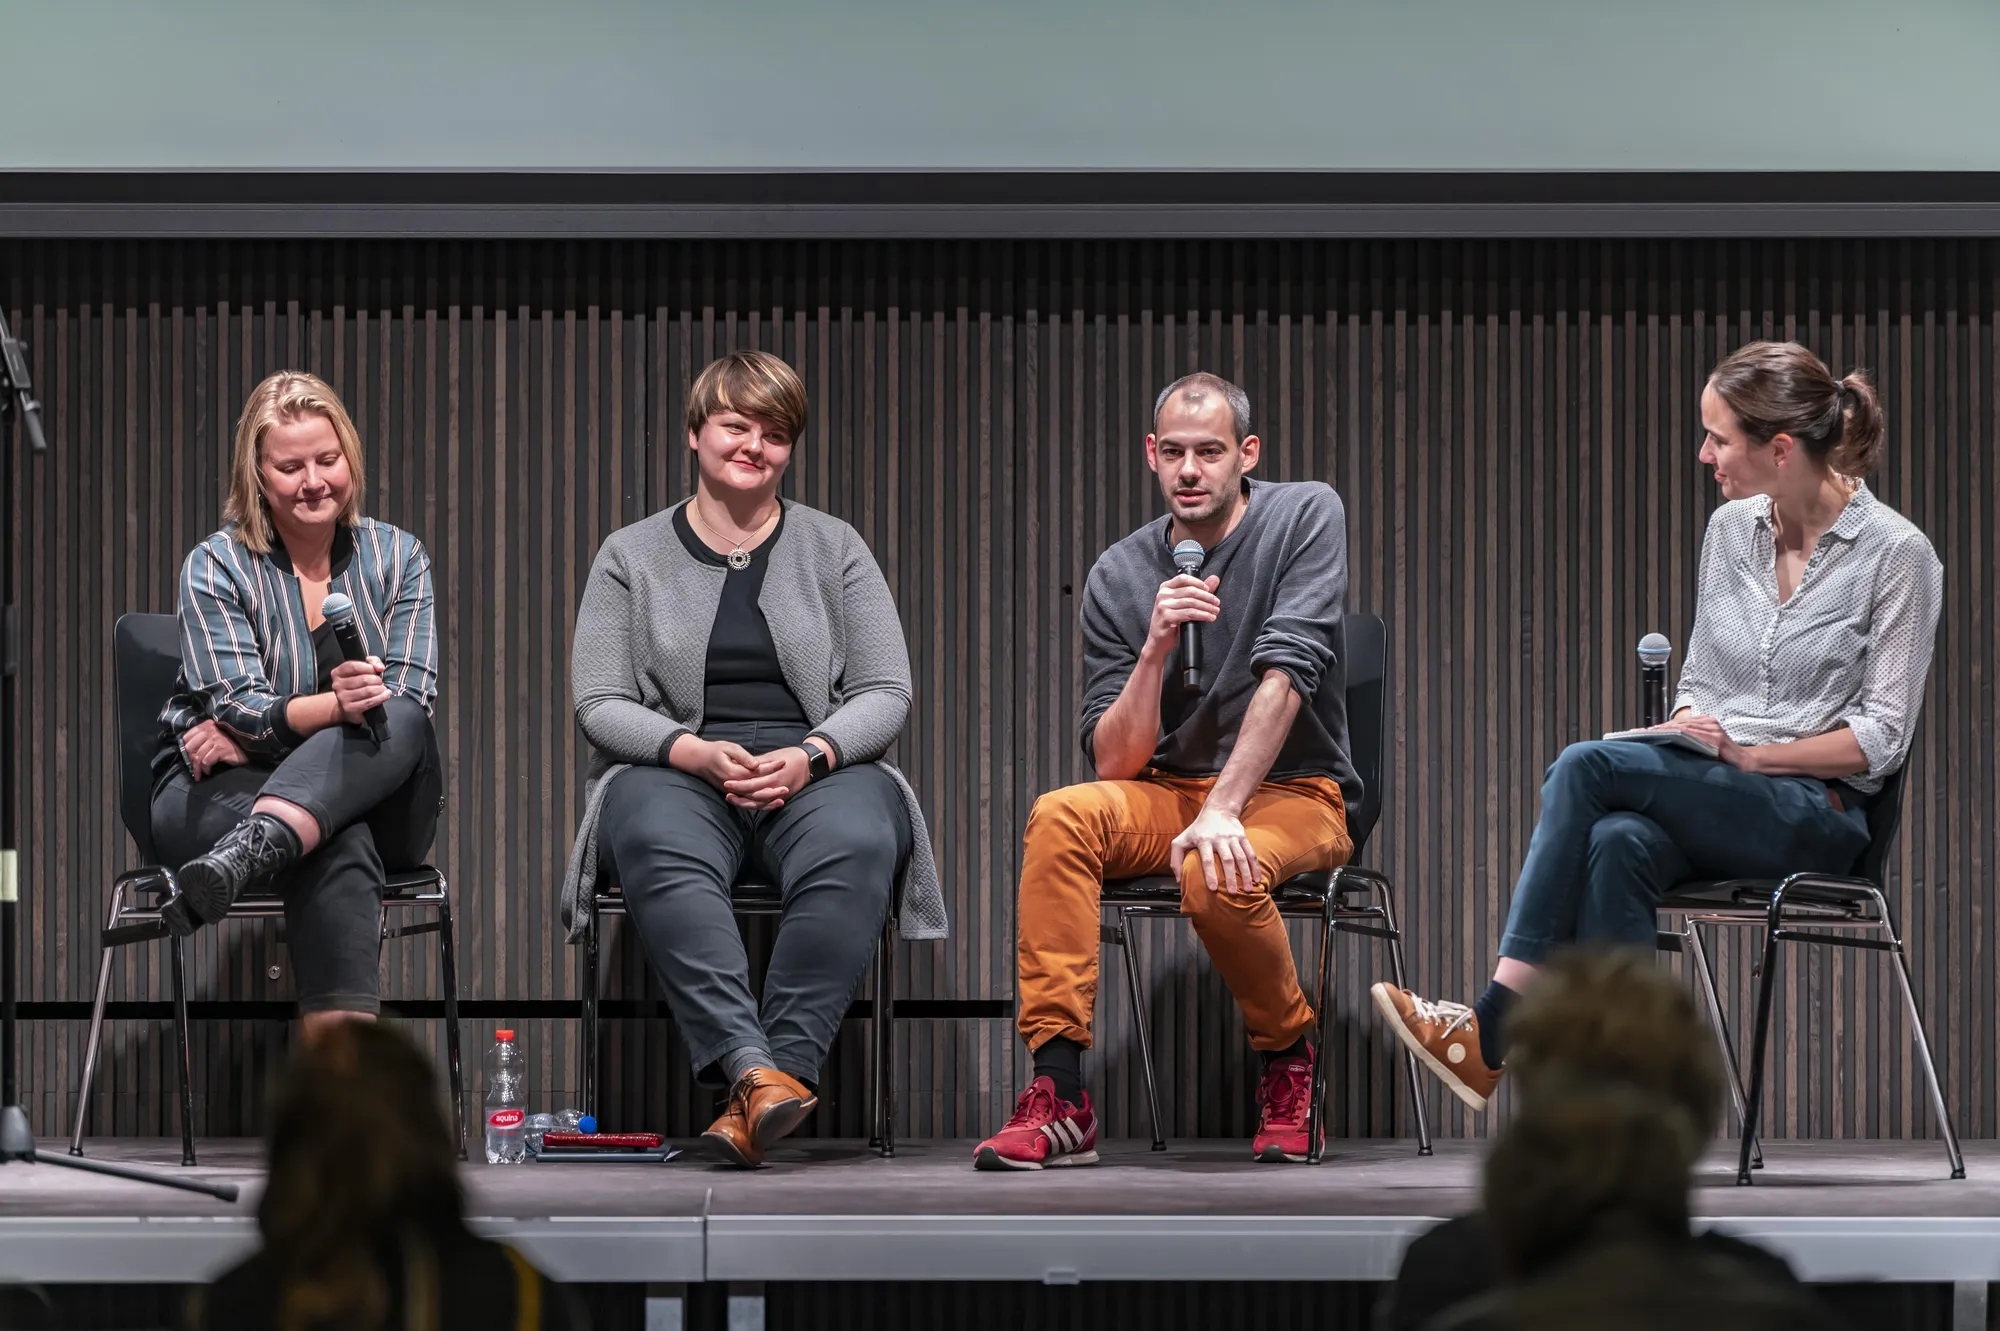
xmin=1260 ymin=1035 xmax=1310 ymax=1068
xmin=1472 ymin=981 xmax=1519 ymax=1069
xmin=1033 ymin=1037 xmax=1085 ymax=1105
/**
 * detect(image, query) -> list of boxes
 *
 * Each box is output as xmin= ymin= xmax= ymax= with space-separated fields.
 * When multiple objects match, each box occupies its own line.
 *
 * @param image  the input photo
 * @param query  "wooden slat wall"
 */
xmin=6 ymin=239 xmax=1995 ymax=1143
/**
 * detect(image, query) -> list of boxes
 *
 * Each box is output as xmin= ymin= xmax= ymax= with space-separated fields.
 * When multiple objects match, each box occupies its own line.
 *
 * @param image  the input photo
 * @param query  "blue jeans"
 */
xmin=1498 ymin=740 xmax=1872 ymax=963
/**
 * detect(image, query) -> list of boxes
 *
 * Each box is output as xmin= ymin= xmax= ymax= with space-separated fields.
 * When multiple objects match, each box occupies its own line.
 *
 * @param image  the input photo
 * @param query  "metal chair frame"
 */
xmin=579 ymin=880 xmax=897 ymax=1157
xmin=1658 ymin=872 xmax=1962 ymax=1186
xmin=70 ymin=867 xmax=465 ymax=1164
xmin=67 ymin=613 xmax=465 ymax=1165
xmin=1103 ymin=866 xmax=1430 ymax=1162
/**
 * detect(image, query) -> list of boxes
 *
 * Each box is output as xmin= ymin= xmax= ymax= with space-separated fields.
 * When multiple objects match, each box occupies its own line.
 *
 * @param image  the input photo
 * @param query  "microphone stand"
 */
xmin=0 ymin=306 xmax=237 ymax=1201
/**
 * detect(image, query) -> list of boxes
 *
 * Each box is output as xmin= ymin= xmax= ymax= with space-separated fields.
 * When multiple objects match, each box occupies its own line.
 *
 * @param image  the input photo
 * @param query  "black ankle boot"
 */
xmin=162 ymin=813 xmax=305 ymax=936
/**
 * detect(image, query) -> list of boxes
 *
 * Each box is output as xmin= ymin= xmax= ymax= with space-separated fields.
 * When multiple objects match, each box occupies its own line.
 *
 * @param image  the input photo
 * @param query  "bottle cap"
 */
xmin=495 ymin=1029 xmax=515 ymax=1041
xmin=578 ymin=1115 xmax=598 ymax=1134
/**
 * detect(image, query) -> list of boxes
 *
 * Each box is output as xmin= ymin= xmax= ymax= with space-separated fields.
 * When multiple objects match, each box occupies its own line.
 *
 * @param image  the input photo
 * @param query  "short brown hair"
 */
xmin=1709 ymin=340 xmax=1888 ymax=478
xmin=685 ymin=350 xmax=808 ymax=441
xmin=1504 ymin=949 xmax=1722 ymax=1138
xmin=1153 ymin=371 xmax=1251 ymax=443
xmin=224 ymin=371 xmax=367 ymax=554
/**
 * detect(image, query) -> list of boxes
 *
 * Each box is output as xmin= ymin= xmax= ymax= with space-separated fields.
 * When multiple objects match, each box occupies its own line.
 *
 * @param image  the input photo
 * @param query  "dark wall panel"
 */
xmin=6 ymin=239 xmax=1995 ymax=1143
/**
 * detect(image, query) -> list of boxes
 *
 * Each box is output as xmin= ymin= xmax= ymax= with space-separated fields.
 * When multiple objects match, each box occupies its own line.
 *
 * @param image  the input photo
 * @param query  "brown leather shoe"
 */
xmin=1370 ymin=982 xmax=1504 ymax=1111
xmin=740 ymin=1067 xmax=818 ymax=1147
xmin=699 ymin=1067 xmax=819 ymax=1167
xmin=700 ymin=1095 xmax=762 ymax=1168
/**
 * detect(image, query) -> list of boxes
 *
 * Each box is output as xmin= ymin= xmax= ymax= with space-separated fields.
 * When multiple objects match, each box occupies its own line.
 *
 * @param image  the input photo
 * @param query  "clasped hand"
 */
xmin=678 ymin=736 xmax=812 ymax=811
xmin=1172 ymin=805 xmax=1262 ymax=895
xmin=332 ymin=655 xmax=391 ymax=725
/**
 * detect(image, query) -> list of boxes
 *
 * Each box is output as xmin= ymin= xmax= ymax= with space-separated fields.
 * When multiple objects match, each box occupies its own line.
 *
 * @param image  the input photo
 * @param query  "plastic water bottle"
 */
xmin=483 ymin=1030 xmax=528 ymax=1164
xmin=524 ymin=1113 xmax=557 ymax=1153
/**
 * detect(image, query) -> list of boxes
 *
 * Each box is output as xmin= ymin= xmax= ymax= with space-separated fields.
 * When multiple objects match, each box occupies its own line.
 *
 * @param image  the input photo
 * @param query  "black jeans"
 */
xmin=599 ymin=719 xmax=908 ymax=1085
xmin=151 ymin=695 xmax=442 ymax=1014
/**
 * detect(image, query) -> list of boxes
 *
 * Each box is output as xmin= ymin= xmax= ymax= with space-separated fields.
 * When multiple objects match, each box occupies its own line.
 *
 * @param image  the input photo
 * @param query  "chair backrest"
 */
xmin=1851 ymin=763 xmax=1909 ymax=884
xmin=1341 ymin=613 xmax=1388 ymax=857
xmin=114 ymin=613 xmax=183 ymax=864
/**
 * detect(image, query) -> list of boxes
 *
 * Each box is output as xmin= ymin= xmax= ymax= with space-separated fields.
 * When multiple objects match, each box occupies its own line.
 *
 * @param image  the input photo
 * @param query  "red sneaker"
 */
xmin=974 ymin=1076 xmax=1100 ymax=1171
xmin=1252 ymin=1044 xmax=1320 ymax=1163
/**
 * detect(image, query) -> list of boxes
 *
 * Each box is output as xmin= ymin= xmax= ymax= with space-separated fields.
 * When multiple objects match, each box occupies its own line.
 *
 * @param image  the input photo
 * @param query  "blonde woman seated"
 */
xmin=154 ymin=371 xmax=440 ymax=1040
xmin=562 ymin=350 xmax=945 ymax=1167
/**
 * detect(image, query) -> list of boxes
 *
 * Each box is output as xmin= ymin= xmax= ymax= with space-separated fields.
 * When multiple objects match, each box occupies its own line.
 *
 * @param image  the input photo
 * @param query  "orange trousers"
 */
xmin=1015 ymin=771 xmax=1351 ymax=1053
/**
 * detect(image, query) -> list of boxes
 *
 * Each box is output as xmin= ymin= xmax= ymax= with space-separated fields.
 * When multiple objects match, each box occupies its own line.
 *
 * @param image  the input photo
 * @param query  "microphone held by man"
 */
xmin=321 ymin=592 xmax=390 ymax=743
xmin=1172 ymin=539 xmax=1209 ymax=692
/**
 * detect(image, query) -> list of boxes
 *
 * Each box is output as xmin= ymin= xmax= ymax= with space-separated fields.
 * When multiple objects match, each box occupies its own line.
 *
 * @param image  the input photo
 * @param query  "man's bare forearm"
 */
xmin=1092 ymin=645 xmax=1170 ymax=781
xmin=1203 ymin=670 xmax=1300 ymax=816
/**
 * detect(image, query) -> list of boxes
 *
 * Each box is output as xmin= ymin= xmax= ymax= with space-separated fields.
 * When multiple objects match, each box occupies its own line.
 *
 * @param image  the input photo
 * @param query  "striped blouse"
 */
xmin=156 ymin=518 xmax=438 ymax=776
xmin=1672 ymin=482 xmax=1942 ymax=795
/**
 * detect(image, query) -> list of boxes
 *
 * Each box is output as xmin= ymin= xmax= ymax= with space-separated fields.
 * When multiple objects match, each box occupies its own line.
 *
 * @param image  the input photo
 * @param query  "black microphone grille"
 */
xmin=1172 ymin=539 xmax=1205 ymax=575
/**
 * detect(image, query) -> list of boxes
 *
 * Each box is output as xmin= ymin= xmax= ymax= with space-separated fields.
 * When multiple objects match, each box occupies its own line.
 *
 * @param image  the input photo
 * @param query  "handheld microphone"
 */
xmin=1172 ymin=539 xmax=1206 ymax=693
xmin=320 ymin=592 xmax=389 ymax=743
xmin=1637 ymin=632 xmax=1671 ymax=728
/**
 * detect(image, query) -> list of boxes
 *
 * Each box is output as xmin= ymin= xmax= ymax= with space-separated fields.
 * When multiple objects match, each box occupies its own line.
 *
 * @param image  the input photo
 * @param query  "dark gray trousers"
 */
xmin=151 ymin=695 xmax=442 ymax=1013
xmin=598 ymin=719 xmax=907 ymax=1085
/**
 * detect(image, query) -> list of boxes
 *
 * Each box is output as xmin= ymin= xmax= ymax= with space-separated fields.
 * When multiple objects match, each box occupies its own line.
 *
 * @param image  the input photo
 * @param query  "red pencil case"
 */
xmin=542 ymin=1132 xmax=663 ymax=1150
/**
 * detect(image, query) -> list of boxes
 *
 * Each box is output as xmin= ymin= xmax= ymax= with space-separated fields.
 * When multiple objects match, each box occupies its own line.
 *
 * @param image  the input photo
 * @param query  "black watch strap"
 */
xmin=802 ymin=740 xmax=833 ymax=783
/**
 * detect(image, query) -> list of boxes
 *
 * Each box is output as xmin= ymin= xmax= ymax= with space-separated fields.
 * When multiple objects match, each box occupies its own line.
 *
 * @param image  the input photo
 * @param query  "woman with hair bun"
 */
xmin=1374 ymin=340 xmax=1943 ymax=1113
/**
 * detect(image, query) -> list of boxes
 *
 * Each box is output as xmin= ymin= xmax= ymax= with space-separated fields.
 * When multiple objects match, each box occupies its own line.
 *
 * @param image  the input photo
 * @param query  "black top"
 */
xmin=672 ymin=503 xmax=808 ymax=726
xmin=184 ymin=1228 xmax=587 ymax=1331
xmin=311 ymin=618 xmax=341 ymax=692
xmin=1383 ymin=1211 xmax=1819 ymax=1331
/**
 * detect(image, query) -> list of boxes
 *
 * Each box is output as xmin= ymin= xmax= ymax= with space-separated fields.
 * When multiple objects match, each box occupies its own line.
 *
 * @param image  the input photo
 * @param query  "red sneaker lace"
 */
xmin=1261 ymin=1060 xmax=1311 ymax=1128
xmin=1003 ymin=1082 xmax=1059 ymax=1129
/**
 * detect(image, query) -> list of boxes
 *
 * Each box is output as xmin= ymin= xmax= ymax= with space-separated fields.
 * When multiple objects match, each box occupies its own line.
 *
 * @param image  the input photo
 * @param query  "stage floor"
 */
xmin=3 ymin=1137 xmax=1994 ymax=1285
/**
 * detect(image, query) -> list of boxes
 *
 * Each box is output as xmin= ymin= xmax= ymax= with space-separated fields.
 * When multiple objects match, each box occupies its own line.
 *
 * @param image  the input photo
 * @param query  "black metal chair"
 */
xmin=67 ymin=612 xmax=466 ymax=1164
xmin=1102 ymin=613 xmax=1431 ymax=1161
xmin=1655 ymin=762 xmax=1962 ymax=1185
xmin=579 ymin=873 xmax=898 ymax=1157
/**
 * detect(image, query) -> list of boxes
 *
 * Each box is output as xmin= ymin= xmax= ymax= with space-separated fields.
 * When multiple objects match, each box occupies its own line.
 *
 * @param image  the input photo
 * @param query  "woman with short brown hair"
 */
xmin=563 ymin=350 xmax=946 ymax=1167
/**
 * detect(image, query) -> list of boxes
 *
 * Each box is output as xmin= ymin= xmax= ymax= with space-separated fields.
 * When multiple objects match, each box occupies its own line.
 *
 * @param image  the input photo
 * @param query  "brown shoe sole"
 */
xmin=1369 ymin=982 xmax=1494 ymax=1112
xmin=700 ymin=1127 xmax=762 ymax=1169
xmin=752 ymin=1093 xmax=819 ymax=1149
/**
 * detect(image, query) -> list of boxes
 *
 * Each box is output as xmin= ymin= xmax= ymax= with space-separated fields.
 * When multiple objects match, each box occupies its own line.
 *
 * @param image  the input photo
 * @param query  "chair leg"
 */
xmin=872 ymin=918 xmax=896 ymax=1159
xmin=169 ymin=933 xmax=196 ymax=1167
xmin=435 ymin=881 xmax=466 ymax=1161
xmin=1872 ymin=889 xmax=1965 ymax=1180
xmin=1375 ymin=879 xmax=1432 ymax=1156
xmin=580 ymin=911 xmax=600 ymax=1126
xmin=69 ymin=881 xmax=128 ymax=1156
xmin=1736 ymin=919 xmax=1783 ymax=1186
xmin=1307 ymin=902 xmax=1335 ymax=1164
xmin=1683 ymin=920 xmax=1761 ymax=1170
xmin=1114 ymin=909 xmax=1166 ymax=1151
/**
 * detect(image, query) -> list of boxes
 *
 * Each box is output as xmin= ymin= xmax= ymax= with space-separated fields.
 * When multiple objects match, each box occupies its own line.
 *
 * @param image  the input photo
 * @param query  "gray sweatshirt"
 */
xmin=1078 ymin=477 xmax=1359 ymax=800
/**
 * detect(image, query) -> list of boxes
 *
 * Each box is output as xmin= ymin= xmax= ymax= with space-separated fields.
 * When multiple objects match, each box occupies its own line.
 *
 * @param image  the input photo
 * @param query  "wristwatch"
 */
xmin=801 ymin=739 xmax=834 ymax=784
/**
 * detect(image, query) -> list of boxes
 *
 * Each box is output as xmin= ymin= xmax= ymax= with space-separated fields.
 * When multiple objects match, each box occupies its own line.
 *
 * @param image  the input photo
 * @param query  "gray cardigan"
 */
xmin=560 ymin=499 xmax=946 ymax=943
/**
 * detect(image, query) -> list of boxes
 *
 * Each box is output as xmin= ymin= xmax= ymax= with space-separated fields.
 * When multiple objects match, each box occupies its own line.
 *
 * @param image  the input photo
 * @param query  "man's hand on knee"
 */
xmin=1172 ymin=806 xmax=1261 ymax=895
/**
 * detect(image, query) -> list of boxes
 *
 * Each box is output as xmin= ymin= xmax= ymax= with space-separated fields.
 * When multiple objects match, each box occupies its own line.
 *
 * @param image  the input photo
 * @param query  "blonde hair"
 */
xmin=225 ymin=371 xmax=367 ymax=554
xmin=685 ymin=350 xmax=809 ymax=442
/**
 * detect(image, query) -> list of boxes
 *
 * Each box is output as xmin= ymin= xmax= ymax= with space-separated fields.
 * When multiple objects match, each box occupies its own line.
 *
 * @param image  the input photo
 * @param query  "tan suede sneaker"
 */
xmin=1370 ymin=982 xmax=1503 ymax=1111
